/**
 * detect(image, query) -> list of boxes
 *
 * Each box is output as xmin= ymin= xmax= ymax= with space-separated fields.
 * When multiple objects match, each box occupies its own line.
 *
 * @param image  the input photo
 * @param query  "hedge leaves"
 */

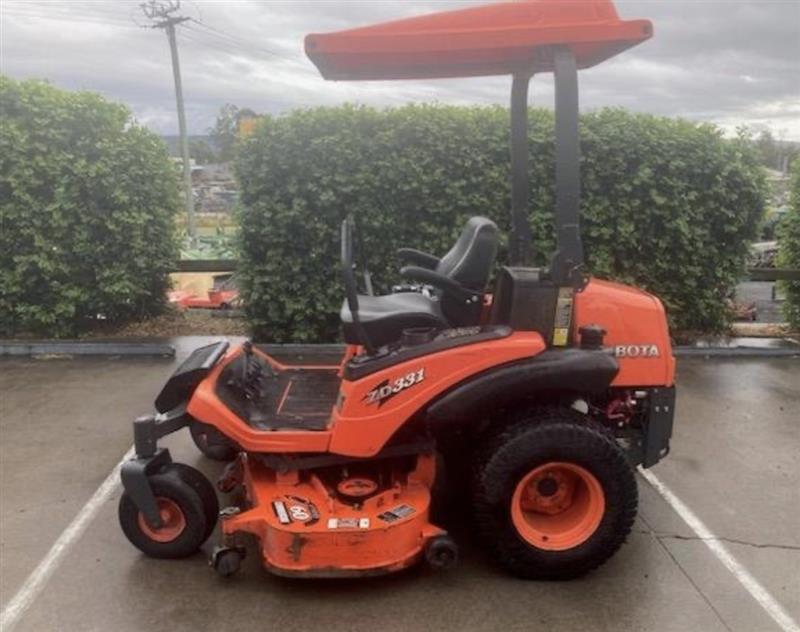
xmin=236 ymin=104 xmax=765 ymax=342
xmin=1 ymin=77 xmax=179 ymax=337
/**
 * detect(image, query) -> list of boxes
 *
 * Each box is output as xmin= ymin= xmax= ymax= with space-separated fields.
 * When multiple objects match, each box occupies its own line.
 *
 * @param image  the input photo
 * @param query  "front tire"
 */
xmin=119 ymin=469 xmax=209 ymax=559
xmin=472 ymin=407 xmax=637 ymax=579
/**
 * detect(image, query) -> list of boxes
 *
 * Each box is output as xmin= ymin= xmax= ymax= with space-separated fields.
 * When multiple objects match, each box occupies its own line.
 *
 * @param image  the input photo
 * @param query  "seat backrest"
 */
xmin=436 ymin=216 xmax=499 ymax=292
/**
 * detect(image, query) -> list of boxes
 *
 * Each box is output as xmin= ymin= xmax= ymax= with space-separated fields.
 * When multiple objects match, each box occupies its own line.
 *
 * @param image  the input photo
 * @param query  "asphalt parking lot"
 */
xmin=1 ymin=342 xmax=798 ymax=632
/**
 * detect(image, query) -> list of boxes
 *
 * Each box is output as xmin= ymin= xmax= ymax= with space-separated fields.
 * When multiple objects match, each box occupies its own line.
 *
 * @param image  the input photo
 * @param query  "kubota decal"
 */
xmin=364 ymin=368 xmax=425 ymax=407
xmin=613 ymin=344 xmax=660 ymax=358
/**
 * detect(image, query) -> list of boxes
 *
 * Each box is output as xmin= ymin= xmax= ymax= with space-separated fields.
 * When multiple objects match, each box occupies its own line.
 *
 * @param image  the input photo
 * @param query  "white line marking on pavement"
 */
xmin=0 ymin=446 xmax=135 ymax=632
xmin=639 ymin=467 xmax=800 ymax=632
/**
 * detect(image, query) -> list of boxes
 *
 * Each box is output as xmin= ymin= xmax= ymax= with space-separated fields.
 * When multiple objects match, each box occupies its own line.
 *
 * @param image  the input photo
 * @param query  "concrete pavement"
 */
xmin=1 ymin=346 xmax=797 ymax=631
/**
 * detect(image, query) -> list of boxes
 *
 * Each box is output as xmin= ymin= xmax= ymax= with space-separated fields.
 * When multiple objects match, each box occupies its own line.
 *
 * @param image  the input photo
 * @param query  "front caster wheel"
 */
xmin=190 ymin=421 xmax=238 ymax=462
xmin=211 ymin=546 xmax=245 ymax=578
xmin=425 ymin=535 xmax=459 ymax=570
xmin=118 ymin=469 xmax=208 ymax=559
xmin=472 ymin=408 xmax=638 ymax=580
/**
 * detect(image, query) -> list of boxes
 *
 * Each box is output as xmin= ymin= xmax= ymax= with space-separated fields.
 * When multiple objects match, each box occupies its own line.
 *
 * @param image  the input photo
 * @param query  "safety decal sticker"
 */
xmin=289 ymin=505 xmax=310 ymax=522
xmin=272 ymin=496 xmax=320 ymax=526
xmin=272 ymin=500 xmax=290 ymax=525
xmin=364 ymin=368 xmax=425 ymax=407
xmin=327 ymin=517 xmax=370 ymax=530
xmin=377 ymin=504 xmax=415 ymax=523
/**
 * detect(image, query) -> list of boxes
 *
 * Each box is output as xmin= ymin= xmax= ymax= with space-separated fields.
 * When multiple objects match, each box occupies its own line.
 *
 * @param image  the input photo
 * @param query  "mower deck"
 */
xmin=218 ymin=452 xmax=444 ymax=577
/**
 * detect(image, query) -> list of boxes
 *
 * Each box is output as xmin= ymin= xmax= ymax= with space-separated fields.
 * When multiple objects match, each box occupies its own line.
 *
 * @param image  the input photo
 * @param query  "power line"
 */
xmin=2 ymin=6 xmax=135 ymax=28
xmin=186 ymin=17 xmax=302 ymax=64
xmin=180 ymin=22 xmax=303 ymax=68
xmin=3 ymin=0 xmax=131 ymax=20
xmin=179 ymin=27 xmax=253 ymax=59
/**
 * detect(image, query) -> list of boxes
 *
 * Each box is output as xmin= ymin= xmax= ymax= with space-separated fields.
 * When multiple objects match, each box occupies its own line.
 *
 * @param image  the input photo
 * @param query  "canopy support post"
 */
xmin=509 ymin=73 xmax=534 ymax=267
xmin=549 ymin=46 xmax=584 ymax=286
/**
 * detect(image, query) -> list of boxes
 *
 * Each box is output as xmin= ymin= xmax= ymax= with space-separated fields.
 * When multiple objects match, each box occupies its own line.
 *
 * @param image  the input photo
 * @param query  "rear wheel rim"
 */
xmin=511 ymin=462 xmax=605 ymax=551
xmin=137 ymin=497 xmax=187 ymax=543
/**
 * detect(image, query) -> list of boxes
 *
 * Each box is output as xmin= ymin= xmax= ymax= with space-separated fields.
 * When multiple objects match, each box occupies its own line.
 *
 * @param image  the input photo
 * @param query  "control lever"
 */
xmin=228 ymin=340 xmax=264 ymax=402
xmin=241 ymin=340 xmax=253 ymax=386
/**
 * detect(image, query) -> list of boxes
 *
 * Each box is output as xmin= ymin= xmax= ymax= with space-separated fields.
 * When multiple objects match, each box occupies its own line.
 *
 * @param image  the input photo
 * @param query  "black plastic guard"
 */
xmin=122 ymin=405 xmax=193 ymax=528
xmin=641 ymin=386 xmax=676 ymax=468
xmin=425 ymin=348 xmax=619 ymax=425
xmin=155 ymin=341 xmax=229 ymax=413
xmin=120 ymin=448 xmax=173 ymax=528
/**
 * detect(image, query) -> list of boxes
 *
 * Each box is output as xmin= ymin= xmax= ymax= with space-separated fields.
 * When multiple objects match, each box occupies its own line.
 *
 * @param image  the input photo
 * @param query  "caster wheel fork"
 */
xmin=211 ymin=545 xmax=246 ymax=578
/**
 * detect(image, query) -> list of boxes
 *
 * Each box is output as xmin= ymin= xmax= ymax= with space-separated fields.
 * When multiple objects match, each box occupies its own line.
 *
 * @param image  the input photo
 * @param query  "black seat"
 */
xmin=433 ymin=216 xmax=499 ymax=293
xmin=340 ymin=291 xmax=445 ymax=349
xmin=398 ymin=216 xmax=498 ymax=326
xmin=341 ymin=216 xmax=498 ymax=348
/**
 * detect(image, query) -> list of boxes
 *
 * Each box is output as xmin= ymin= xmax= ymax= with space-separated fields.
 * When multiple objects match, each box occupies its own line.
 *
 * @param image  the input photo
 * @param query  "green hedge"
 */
xmin=0 ymin=77 xmax=179 ymax=337
xmin=777 ymin=160 xmax=800 ymax=328
xmin=236 ymin=105 xmax=766 ymax=342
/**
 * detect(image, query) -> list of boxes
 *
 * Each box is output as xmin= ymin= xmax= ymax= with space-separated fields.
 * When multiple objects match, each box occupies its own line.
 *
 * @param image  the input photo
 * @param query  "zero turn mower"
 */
xmin=119 ymin=0 xmax=675 ymax=580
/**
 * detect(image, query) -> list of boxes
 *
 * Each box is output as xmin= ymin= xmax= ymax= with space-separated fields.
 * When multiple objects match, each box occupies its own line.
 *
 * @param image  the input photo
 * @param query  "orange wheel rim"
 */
xmin=137 ymin=497 xmax=187 ymax=543
xmin=511 ymin=462 xmax=605 ymax=551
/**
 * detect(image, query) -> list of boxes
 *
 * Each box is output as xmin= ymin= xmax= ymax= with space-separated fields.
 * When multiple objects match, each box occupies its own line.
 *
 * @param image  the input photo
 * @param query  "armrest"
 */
xmin=396 ymin=248 xmax=440 ymax=270
xmin=400 ymin=266 xmax=479 ymax=301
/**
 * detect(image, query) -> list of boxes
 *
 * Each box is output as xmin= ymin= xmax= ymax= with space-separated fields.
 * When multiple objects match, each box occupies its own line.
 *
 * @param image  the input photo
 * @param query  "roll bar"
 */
xmin=509 ymin=46 xmax=583 ymax=287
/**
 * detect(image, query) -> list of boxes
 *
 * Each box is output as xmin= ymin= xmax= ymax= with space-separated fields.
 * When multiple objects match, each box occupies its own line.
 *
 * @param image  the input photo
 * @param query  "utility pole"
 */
xmin=141 ymin=0 xmax=196 ymax=242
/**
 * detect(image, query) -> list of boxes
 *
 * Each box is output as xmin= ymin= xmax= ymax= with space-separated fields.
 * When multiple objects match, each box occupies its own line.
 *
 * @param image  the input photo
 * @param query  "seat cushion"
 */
xmin=341 ymin=292 xmax=446 ymax=348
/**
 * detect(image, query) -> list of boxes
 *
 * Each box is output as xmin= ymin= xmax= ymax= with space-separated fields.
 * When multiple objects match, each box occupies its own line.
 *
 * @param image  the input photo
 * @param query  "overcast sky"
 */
xmin=2 ymin=0 xmax=799 ymax=139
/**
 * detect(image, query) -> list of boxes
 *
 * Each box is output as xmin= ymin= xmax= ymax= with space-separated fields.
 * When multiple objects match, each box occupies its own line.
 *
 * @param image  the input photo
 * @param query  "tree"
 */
xmin=753 ymin=129 xmax=800 ymax=172
xmin=777 ymin=159 xmax=800 ymax=327
xmin=209 ymin=103 xmax=257 ymax=162
xmin=755 ymin=130 xmax=780 ymax=170
xmin=190 ymin=139 xmax=217 ymax=165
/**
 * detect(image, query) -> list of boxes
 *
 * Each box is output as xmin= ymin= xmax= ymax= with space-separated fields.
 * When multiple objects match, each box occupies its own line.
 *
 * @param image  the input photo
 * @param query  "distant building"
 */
xmin=191 ymin=162 xmax=237 ymax=214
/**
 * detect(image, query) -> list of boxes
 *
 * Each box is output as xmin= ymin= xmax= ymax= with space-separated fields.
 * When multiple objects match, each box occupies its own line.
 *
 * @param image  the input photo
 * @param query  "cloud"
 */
xmin=1 ymin=0 xmax=798 ymax=139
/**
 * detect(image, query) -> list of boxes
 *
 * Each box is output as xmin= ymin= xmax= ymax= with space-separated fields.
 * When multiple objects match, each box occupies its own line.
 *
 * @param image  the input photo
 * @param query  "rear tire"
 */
xmin=119 ymin=470 xmax=208 ymax=559
xmin=472 ymin=407 xmax=637 ymax=579
xmin=190 ymin=421 xmax=239 ymax=462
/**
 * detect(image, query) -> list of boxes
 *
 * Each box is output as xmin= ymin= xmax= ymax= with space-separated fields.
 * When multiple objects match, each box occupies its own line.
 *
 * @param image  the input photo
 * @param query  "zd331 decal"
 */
xmin=364 ymin=368 xmax=425 ymax=406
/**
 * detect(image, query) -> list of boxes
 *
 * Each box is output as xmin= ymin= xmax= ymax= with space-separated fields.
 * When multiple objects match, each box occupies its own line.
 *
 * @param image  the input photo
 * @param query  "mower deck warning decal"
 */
xmin=327 ymin=517 xmax=369 ymax=530
xmin=364 ymin=368 xmax=425 ymax=407
xmin=274 ymin=496 xmax=319 ymax=525
xmin=272 ymin=501 xmax=291 ymax=524
xmin=289 ymin=505 xmax=310 ymax=521
xmin=378 ymin=504 xmax=416 ymax=523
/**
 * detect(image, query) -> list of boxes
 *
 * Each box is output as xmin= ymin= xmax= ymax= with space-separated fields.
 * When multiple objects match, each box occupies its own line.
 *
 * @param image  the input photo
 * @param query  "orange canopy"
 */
xmin=305 ymin=0 xmax=652 ymax=81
